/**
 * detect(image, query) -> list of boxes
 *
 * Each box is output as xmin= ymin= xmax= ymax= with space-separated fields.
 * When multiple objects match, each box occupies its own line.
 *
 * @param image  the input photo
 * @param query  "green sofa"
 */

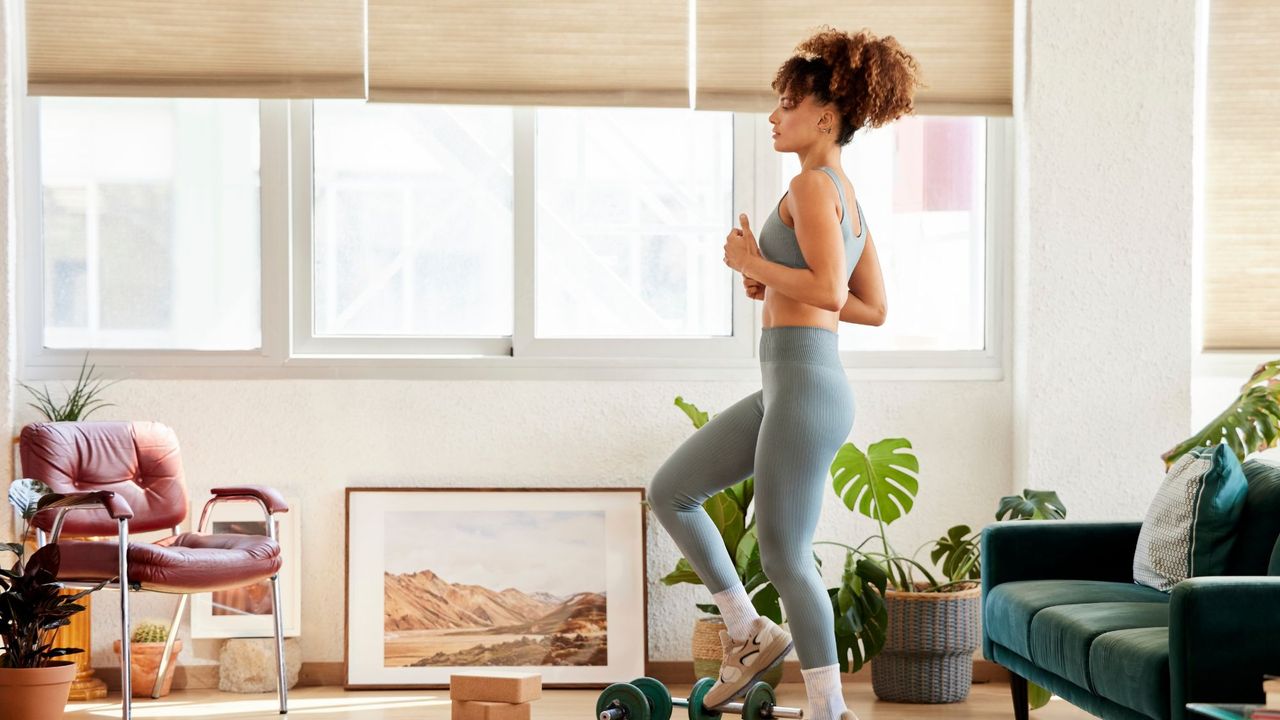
xmin=981 ymin=458 xmax=1280 ymax=720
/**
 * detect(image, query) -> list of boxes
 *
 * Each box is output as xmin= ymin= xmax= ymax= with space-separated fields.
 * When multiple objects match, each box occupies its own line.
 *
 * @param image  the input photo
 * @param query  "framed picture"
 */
xmin=345 ymin=488 xmax=647 ymax=688
xmin=190 ymin=496 xmax=302 ymax=638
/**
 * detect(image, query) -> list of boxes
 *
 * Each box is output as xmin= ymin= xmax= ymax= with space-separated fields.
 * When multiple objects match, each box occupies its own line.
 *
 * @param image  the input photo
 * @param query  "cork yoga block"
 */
xmin=449 ymin=672 xmax=542 ymax=704
xmin=451 ymin=700 xmax=533 ymax=720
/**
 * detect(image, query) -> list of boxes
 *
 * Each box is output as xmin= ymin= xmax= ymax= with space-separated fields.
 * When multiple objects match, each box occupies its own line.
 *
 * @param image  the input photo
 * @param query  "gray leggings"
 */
xmin=648 ymin=326 xmax=854 ymax=669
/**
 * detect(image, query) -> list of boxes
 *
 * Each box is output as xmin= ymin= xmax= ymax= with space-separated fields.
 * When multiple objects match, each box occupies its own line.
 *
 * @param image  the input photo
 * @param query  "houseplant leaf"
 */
xmin=830 ymin=438 xmax=919 ymax=524
xmin=1162 ymin=359 xmax=1280 ymax=467
xmin=996 ymin=490 xmax=1067 ymax=521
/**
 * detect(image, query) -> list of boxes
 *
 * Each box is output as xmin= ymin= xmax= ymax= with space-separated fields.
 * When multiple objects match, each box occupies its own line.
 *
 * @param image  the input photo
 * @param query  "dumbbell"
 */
xmin=596 ymin=676 xmax=804 ymax=720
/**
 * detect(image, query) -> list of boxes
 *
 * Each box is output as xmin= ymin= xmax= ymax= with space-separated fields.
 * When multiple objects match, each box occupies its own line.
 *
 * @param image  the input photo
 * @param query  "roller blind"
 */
xmin=367 ymin=0 xmax=688 ymax=108
xmin=695 ymin=0 xmax=1013 ymax=115
xmin=1204 ymin=1 xmax=1280 ymax=350
xmin=25 ymin=0 xmax=365 ymax=98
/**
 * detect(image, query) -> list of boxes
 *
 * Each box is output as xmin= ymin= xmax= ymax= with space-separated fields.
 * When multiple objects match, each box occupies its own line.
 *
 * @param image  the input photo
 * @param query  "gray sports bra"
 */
xmin=758 ymin=166 xmax=866 ymax=277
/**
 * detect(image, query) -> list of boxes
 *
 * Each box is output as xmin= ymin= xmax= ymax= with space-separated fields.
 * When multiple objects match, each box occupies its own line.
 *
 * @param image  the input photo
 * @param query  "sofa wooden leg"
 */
xmin=1010 ymin=672 xmax=1029 ymax=720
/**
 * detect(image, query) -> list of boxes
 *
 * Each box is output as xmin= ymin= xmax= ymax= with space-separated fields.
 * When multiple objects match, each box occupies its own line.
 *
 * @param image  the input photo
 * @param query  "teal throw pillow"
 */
xmin=1133 ymin=443 xmax=1248 ymax=592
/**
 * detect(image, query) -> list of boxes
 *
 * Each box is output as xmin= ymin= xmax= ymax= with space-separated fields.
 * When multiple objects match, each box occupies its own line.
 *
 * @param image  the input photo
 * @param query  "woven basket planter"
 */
xmin=692 ymin=616 xmax=783 ymax=687
xmin=871 ymin=582 xmax=982 ymax=704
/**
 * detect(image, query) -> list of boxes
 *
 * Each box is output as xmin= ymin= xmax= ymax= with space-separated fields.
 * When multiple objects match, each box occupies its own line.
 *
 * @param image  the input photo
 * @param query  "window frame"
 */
xmin=15 ymin=89 xmax=1011 ymax=381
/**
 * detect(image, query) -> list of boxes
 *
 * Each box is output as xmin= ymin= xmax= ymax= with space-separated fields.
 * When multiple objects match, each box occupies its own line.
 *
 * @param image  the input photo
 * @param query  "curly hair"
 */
xmin=771 ymin=26 xmax=921 ymax=146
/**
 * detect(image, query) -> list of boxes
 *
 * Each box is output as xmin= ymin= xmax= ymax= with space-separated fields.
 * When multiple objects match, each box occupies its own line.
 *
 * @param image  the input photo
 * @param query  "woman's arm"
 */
xmin=839 ymin=229 xmax=886 ymax=325
xmin=740 ymin=172 xmax=848 ymax=312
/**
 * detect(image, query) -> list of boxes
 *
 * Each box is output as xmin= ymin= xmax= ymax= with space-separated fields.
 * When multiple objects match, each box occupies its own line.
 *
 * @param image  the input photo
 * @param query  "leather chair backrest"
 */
xmin=1224 ymin=457 xmax=1280 ymax=575
xmin=20 ymin=421 xmax=188 ymax=536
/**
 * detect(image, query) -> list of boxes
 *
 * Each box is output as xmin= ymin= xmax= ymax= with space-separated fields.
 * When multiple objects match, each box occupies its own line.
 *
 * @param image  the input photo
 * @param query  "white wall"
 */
xmin=7 ymin=378 xmax=1010 ymax=668
xmin=0 ymin=0 xmax=1227 ymax=674
xmin=1012 ymin=0 xmax=1198 ymax=514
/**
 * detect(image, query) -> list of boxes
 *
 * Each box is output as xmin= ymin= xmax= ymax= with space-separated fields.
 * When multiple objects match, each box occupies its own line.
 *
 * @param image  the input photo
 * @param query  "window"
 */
xmin=38 ymin=98 xmax=261 ymax=350
xmin=311 ymin=101 xmax=514 ymax=338
xmin=779 ymin=116 xmax=988 ymax=353
xmin=533 ymin=107 xmax=734 ymax=339
xmin=23 ymin=99 xmax=1006 ymax=378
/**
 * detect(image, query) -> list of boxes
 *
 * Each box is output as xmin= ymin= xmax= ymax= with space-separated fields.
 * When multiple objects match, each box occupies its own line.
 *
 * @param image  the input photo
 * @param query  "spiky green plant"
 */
xmin=18 ymin=352 xmax=120 ymax=422
xmin=131 ymin=621 xmax=170 ymax=644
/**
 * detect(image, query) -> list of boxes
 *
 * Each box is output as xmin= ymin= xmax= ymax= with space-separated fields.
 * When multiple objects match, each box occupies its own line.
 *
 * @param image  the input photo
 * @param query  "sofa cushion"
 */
xmin=1134 ymin=443 xmax=1248 ymax=591
xmin=1225 ymin=457 xmax=1280 ymax=575
xmin=1088 ymin=627 xmax=1170 ymax=720
xmin=985 ymin=580 xmax=1169 ymax=660
xmin=1028 ymin=602 xmax=1169 ymax=690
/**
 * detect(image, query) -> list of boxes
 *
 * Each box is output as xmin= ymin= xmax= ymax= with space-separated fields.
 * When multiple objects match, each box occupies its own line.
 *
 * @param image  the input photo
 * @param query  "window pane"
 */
xmin=312 ymin=101 xmax=514 ymax=337
xmin=40 ymin=98 xmax=261 ymax=350
xmin=534 ymin=108 xmax=734 ymax=338
xmin=780 ymin=116 xmax=986 ymax=351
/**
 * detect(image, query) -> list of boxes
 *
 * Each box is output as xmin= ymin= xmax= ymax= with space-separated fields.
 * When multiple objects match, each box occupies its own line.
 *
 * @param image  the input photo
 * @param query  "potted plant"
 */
xmin=1 ymin=480 xmax=108 ymax=720
xmin=818 ymin=437 xmax=1069 ymax=705
xmin=655 ymin=396 xmax=799 ymax=687
xmin=113 ymin=621 xmax=181 ymax=698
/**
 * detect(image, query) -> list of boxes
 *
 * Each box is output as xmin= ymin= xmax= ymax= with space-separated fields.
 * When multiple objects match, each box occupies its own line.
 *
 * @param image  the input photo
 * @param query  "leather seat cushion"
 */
xmin=56 ymin=533 xmax=281 ymax=593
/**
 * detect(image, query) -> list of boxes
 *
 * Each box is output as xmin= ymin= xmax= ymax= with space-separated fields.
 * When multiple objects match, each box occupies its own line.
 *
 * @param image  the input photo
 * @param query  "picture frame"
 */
xmin=190 ymin=495 xmax=302 ymax=638
xmin=344 ymin=487 xmax=647 ymax=688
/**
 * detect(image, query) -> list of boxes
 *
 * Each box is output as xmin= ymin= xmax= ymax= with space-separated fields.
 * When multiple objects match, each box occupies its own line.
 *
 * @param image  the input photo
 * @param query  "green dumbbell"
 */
xmin=597 ymin=677 xmax=803 ymax=720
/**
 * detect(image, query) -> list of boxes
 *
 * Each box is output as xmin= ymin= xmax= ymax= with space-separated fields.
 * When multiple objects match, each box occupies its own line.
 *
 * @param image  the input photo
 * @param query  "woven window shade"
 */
xmin=1204 ymin=1 xmax=1280 ymax=350
xmin=695 ymin=0 xmax=1012 ymax=115
xmin=367 ymin=0 xmax=688 ymax=107
xmin=25 ymin=0 xmax=365 ymax=98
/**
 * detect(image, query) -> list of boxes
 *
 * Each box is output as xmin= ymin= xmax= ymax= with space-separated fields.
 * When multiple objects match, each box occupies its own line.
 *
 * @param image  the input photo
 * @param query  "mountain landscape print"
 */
xmin=382 ymin=509 xmax=608 ymax=667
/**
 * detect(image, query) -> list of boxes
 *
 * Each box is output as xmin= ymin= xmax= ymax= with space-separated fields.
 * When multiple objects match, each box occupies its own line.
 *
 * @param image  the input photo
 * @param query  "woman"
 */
xmin=648 ymin=26 xmax=918 ymax=720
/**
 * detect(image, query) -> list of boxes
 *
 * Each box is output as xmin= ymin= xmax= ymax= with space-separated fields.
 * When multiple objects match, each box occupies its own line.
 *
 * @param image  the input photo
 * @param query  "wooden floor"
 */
xmin=65 ymin=682 xmax=1096 ymax=719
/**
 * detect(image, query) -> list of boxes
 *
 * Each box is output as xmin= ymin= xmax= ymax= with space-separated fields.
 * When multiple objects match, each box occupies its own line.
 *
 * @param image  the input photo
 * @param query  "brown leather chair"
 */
xmin=19 ymin=421 xmax=290 ymax=719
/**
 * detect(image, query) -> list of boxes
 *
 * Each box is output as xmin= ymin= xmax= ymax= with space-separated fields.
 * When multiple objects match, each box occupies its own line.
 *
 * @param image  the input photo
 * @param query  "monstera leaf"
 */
xmin=1163 ymin=358 xmax=1280 ymax=467
xmin=930 ymin=524 xmax=982 ymax=582
xmin=674 ymin=395 xmax=710 ymax=429
xmin=831 ymin=551 xmax=888 ymax=673
xmin=830 ymin=438 xmax=920 ymax=524
xmin=996 ymin=490 xmax=1067 ymax=521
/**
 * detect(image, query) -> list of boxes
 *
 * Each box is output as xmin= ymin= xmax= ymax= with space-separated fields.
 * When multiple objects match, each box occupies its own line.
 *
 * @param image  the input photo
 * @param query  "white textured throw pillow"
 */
xmin=1133 ymin=443 xmax=1248 ymax=592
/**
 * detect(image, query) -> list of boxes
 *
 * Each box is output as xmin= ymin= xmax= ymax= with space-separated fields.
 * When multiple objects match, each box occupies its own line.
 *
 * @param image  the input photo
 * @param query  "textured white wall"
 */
xmin=1011 ymin=0 xmax=1198 ymax=514
xmin=0 ymin=0 xmax=1212 ymax=676
xmin=6 ymin=378 xmax=1010 ymax=667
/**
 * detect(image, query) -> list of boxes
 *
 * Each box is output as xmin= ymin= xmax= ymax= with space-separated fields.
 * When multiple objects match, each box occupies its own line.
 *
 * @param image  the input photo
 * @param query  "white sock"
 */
xmin=711 ymin=584 xmax=760 ymax=642
xmin=802 ymin=664 xmax=851 ymax=720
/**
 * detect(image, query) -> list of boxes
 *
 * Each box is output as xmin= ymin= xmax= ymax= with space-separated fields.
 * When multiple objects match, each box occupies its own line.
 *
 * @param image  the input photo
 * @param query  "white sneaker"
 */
xmin=702 ymin=616 xmax=794 ymax=708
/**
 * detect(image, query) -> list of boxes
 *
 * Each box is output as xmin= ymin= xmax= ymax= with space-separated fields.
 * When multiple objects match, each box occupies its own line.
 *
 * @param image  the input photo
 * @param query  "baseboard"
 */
xmin=94 ymin=660 xmax=1006 ymax=690
xmin=646 ymin=659 xmax=1007 ymax=686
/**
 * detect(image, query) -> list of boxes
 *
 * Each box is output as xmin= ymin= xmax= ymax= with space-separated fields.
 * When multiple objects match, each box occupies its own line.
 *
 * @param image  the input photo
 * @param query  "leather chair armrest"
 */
xmin=1170 ymin=576 xmax=1280 ymax=712
xmin=209 ymin=485 xmax=289 ymax=514
xmin=36 ymin=490 xmax=135 ymax=520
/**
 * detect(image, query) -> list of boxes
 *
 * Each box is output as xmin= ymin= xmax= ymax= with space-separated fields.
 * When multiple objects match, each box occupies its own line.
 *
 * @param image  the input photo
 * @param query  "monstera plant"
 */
xmin=822 ymin=437 xmax=1068 ymax=707
xmin=1163 ymin=358 xmax=1280 ymax=467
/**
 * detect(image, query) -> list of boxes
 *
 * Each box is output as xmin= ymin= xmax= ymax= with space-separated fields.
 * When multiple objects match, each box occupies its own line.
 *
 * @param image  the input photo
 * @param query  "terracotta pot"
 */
xmin=691 ymin=616 xmax=784 ymax=688
xmin=0 ymin=661 xmax=77 ymax=720
xmin=112 ymin=639 xmax=182 ymax=697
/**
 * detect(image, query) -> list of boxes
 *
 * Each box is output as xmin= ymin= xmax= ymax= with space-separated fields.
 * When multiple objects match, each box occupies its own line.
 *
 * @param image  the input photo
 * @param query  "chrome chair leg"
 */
xmin=270 ymin=573 xmax=288 ymax=714
xmin=151 ymin=594 xmax=188 ymax=698
xmin=118 ymin=518 xmax=131 ymax=720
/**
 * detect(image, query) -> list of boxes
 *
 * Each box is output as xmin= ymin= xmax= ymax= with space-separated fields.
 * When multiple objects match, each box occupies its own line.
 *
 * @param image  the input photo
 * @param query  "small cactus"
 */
xmin=131 ymin=621 xmax=171 ymax=644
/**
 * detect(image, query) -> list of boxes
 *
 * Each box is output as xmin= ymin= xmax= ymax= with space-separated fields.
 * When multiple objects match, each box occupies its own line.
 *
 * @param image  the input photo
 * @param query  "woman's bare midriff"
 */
xmin=762 ymin=290 xmax=839 ymax=332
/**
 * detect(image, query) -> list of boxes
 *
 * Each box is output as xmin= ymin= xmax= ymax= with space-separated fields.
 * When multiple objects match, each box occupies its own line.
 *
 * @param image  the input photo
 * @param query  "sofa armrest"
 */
xmin=210 ymin=485 xmax=289 ymax=514
xmin=981 ymin=520 xmax=1142 ymax=591
xmin=1170 ymin=576 xmax=1280 ymax=710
